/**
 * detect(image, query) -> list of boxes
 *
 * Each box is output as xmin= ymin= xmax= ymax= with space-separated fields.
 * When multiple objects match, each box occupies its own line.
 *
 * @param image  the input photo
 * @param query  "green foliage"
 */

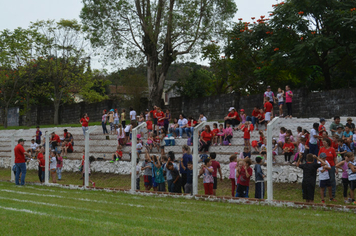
xmin=80 ymin=0 xmax=237 ymax=105
xmin=173 ymin=63 xmax=213 ymax=98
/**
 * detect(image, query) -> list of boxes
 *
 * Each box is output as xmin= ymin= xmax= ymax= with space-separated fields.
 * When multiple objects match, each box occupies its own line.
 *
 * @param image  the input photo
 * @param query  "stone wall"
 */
xmin=0 ymin=157 xmax=343 ymax=184
xmin=168 ymin=88 xmax=356 ymax=120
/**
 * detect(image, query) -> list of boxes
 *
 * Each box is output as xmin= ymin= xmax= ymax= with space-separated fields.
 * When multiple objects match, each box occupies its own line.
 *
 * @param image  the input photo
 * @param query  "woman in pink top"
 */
xmin=285 ymin=85 xmax=293 ymax=118
xmin=224 ymin=123 xmax=233 ymax=145
xmin=229 ymin=155 xmax=237 ymax=196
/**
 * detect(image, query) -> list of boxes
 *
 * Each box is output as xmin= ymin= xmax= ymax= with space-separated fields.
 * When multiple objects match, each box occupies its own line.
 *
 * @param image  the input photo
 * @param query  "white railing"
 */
xmin=131 ymin=122 xmax=147 ymax=193
xmin=192 ymin=121 xmax=206 ymax=195
xmin=85 ymin=126 xmax=98 ymax=187
xmin=267 ymin=117 xmax=279 ymax=201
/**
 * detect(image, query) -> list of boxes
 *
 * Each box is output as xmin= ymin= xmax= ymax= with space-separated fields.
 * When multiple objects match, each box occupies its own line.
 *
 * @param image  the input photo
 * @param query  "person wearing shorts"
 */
xmin=210 ymin=153 xmax=222 ymax=196
xmin=263 ymin=97 xmax=273 ymax=124
xmin=141 ymin=158 xmax=152 ymax=190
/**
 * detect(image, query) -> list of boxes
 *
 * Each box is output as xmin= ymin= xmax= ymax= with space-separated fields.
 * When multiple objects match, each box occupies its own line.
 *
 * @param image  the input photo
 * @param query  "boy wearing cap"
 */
xmin=297 ymin=153 xmax=326 ymax=203
xmin=346 ymin=118 xmax=355 ymax=132
xmin=318 ymin=153 xmax=333 ymax=203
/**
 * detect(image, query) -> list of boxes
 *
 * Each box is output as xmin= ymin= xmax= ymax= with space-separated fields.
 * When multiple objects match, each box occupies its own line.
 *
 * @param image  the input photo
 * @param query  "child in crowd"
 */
xmin=260 ymin=146 xmax=267 ymax=160
xmin=319 ymin=118 xmax=326 ymax=136
xmin=146 ymin=116 xmax=153 ymax=134
xmin=347 ymin=152 xmax=356 ymax=204
xmin=278 ymin=127 xmax=287 ymax=148
xmin=239 ymin=146 xmax=251 ymax=159
xmin=114 ymin=109 xmax=120 ymax=127
xmin=108 ymin=109 xmax=115 ymax=135
xmin=272 ymin=138 xmax=278 ymax=163
xmin=252 ymin=130 xmax=265 ymax=154
xmin=254 ymin=156 xmax=265 ymax=199
xmin=167 ymin=161 xmax=182 ymax=193
xmin=210 ymin=152 xmax=222 ymax=196
xmin=336 ymin=154 xmax=350 ymax=203
xmin=286 ymin=129 xmax=295 ymax=144
xmin=212 ymin=123 xmax=219 ymax=146
xmin=151 ymin=155 xmax=165 ymax=192
xmin=124 ymin=122 xmax=133 ymax=144
xmin=82 ymin=156 xmax=96 ymax=187
xmin=50 ymin=151 xmax=57 ymax=183
xmin=27 ymin=139 xmax=39 ymax=157
xmin=136 ymin=138 xmax=143 ymax=160
xmin=164 ymin=152 xmax=178 ymax=192
xmin=297 ymin=154 xmax=326 ymax=203
xmin=296 ymin=126 xmax=303 ymax=145
xmin=153 ymin=133 xmax=161 ymax=152
xmin=331 ymin=135 xmax=339 ymax=150
xmin=276 ymin=88 xmax=284 ymax=117
xmin=224 ymin=123 xmax=233 ymax=145
xmin=229 ymin=155 xmax=237 ymax=197
xmin=37 ymin=146 xmax=45 ymax=183
xmin=34 ymin=126 xmax=42 ymax=145
xmin=257 ymin=109 xmax=266 ymax=128
xmin=146 ymin=133 xmax=154 ymax=152
xmin=293 ymin=137 xmax=306 ymax=164
xmin=159 ymin=129 xmax=166 ymax=156
xmin=241 ymin=121 xmax=252 ymax=147
xmin=318 ymin=153 xmax=333 ymax=203
xmin=138 ymin=113 xmax=145 ymax=137
xmin=110 ymin=145 xmax=123 ymax=163
xmin=337 ymin=139 xmax=351 ymax=158
xmin=136 ymin=158 xmax=140 ymax=190
xmin=216 ymin=124 xmax=225 ymax=145
xmin=180 ymin=161 xmax=193 ymax=194
xmin=121 ymin=109 xmax=126 ymax=128
xmin=56 ymin=153 xmax=63 ymax=181
xmin=239 ymin=109 xmax=246 ymax=124
xmin=141 ymin=153 xmax=152 ymax=190
xmin=61 ymin=139 xmax=73 ymax=158
xmin=199 ymin=158 xmax=214 ymax=195
xmin=236 ymin=158 xmax=252 ymax=198
xmin=335 ymin=126 xmax=344 ymax=139
xmin=263 ymin=97 xmax=273 ymax=126
xmin=343 ymin=126 xmax=353 ymax=149
xmin=283 ymin=137 xmax=294 ymax=163
xmin=116 ymin=124 xmax=126 ymax=145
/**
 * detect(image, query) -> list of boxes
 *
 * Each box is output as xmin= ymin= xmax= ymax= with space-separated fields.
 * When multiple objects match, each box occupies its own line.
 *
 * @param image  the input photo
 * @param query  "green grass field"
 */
xmin=0 ymin=181 xmax=355 ymax=236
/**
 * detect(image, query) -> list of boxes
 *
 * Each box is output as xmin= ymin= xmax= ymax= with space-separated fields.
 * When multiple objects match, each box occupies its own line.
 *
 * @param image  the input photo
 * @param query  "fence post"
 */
xmin=131 ymin=122 xmax=146 ymax=193
xmin=85 ymin=126 xmax=97 ymax=187
xmin=192 ymin=121 xmax=206 ymax=196
xmin=10 ymin=129 xmax=23 ymax=182
xmin=267 ymin=117 xmax=279 ymax=202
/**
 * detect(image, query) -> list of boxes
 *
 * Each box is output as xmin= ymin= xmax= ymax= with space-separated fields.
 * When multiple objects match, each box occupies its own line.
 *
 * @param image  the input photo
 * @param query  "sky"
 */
xmin=0 ymin=0 xmax=279 ymax=71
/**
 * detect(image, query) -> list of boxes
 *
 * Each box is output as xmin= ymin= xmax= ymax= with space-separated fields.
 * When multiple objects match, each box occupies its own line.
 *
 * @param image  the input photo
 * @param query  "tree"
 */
xmin=30 ymin=19 xmax=106 ymax=125
xmin=80 ymin=0 xmax=237 ymax=106
xmin=0 ymin=28 xmax=39 ymax=128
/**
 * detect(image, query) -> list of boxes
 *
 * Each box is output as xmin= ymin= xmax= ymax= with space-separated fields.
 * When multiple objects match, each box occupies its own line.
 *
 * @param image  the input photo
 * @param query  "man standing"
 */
xmin=14 ymin=139 xmax=31 ymax=185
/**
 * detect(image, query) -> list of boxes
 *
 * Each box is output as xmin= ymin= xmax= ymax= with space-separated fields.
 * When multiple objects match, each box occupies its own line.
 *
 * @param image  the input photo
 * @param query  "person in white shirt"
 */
xmin=318 ymin=152 xmax=333 ymax=203
xmin=114 ymin=109 xmax=120 ymax=126
xmin=175 ymin=114 xmax=188 ymax=138
xmin=129 ymin=107 xmax=137 ymax=124
xmin=50 ymin=151 xmax=57 ymax=183
xmin=309 ymin=123 xmax=320 ymax=156
xmin=27 ymin=139 xmax=39 ymax=157
xmin=198 ymin=113 xmax=207 ymax=123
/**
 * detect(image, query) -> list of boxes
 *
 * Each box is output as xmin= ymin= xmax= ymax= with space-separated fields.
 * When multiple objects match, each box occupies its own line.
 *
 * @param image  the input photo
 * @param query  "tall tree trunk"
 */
xmin=3 ymin=106 xmax=8 ymax=129
xmin=322 ymin=65 xmax=331 ymax=90
xmin=54 ymin=100 xmax=60 ymax=125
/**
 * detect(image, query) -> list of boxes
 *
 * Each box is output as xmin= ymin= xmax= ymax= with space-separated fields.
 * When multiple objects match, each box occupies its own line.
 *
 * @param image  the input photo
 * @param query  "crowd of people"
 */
xmin=12 ymin=84 xmax=356 ymax=204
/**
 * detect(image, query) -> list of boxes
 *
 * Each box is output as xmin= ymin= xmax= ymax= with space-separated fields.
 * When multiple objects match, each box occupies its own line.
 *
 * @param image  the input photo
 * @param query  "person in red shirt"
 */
xmin=155 ymin=107 xmax=165 ymax=131
xmin=240 ymin=122 xmax=252 ymax=147
xmin=319 ymin=119 xmax=326 ymax=136
xmin=318 ymin=138 xmax=337 ymax=199
xmin=257 ymin=109 xmax=266 ymax=128
xmin=14 ymin=139 xmax=31 ymax=185
xmin=150 ymin=106 xmax=157 ymax=131
xmin=224 ymin=107 xmax=240 ymax=129
xmin=283 ymin=137 xmax=295 ymax=163
xmin=50 ymin=132 xmax=61 ymax=151
xmin=263 ymin=97 xmax=273 ymax=124
xmin=185 ymin=117 xmax=197 ymax=138
xmin=80 ymin=113 xmax=90 ymax=137
xmin=37 ymin=146 xmax=45 ymax=183
xmin=247 ymin=106 xmax=261 ymax=130
xmin=210 ymin=152 xmax=222 ymax=196
xmin=146 ymin=116 xmax=153 ymax=133
xmin=236 ymin=158 xmax=253 ymax=197
xmin=110 ymin=145 xmax=123 ymax=162
xmin=199 ymin=125 xmax=213 ymax=153
xmin=212 ymin=123 xmax=220 ymax=145
xmin=61 ymin=139 xmax=74 ymax=157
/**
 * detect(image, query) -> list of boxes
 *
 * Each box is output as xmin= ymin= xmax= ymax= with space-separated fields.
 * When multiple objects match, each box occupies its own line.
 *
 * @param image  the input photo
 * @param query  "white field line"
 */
xmin=0 ymin=189 xmax=144 ymax=208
